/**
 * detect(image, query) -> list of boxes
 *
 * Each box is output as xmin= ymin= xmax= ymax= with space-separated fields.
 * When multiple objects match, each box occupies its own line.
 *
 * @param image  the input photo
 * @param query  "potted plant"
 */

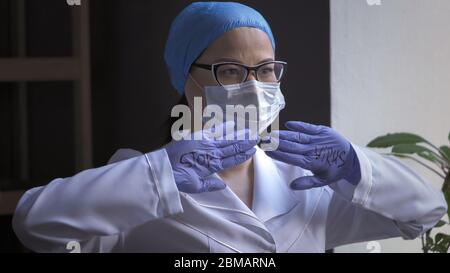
xmin=367 ymin=131 xmax=450 ymax=253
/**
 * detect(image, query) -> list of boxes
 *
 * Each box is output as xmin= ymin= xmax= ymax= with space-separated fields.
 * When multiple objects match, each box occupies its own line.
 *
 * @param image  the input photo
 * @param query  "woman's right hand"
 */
xmin=165 ymin=129 xmax=257 ymax=193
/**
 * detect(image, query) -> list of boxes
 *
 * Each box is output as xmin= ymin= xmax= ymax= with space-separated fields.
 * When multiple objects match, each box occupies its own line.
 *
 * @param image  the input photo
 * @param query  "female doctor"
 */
xmin=13 ymin=2 xmax=447 ymax=253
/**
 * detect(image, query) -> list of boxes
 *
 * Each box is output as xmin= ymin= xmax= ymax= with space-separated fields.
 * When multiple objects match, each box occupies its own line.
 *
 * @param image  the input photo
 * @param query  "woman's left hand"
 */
xmin=266 ymin=121 xmax=361 ymax=190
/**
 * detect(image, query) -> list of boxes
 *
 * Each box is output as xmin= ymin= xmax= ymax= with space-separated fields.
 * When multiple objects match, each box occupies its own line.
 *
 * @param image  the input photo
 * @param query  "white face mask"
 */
xmin=190 ymin=75 xmax=286 ymax=134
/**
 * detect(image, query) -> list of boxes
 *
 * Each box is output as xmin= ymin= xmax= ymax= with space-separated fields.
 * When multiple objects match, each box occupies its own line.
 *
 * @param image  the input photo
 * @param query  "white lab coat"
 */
xmin=12 ymin=144 xmax=447 ymax=253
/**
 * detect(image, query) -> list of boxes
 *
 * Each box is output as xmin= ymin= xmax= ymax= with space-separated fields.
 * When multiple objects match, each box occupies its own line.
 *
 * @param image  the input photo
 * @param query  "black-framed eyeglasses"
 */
xmin=192 ymin=61 xmax=287 ymax=86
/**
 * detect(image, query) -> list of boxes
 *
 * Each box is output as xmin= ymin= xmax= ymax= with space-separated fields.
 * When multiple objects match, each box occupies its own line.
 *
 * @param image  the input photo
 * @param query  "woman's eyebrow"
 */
xmin=212 ymin=57 xmax=242 ymax=63
xmin=256 ymin=58 xmax=275 ymax=64
xmin=211 ymin=57 xmax=275 ymax=65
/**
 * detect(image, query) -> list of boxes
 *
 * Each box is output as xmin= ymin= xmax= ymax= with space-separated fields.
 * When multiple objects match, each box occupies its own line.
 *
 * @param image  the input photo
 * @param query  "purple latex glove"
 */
xmin=165 ymin=130 xmax=257 ymax=193
xmin=266 ymin=121 xmax=361 ymax=190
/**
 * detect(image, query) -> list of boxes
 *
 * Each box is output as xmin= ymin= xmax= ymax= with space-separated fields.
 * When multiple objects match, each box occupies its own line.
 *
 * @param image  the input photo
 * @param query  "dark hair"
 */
xmin=164 ymin=95 xmax=189 ymax=144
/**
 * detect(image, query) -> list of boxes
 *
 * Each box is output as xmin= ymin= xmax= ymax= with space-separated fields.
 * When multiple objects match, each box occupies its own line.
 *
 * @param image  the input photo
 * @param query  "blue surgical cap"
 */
xmin=164 ymin=2 xmax=276 ymax=94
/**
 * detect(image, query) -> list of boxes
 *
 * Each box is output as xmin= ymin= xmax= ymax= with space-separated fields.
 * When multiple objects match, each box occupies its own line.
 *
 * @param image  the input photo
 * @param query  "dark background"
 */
xmin=0 ymin=0 xmax=330 ymax=252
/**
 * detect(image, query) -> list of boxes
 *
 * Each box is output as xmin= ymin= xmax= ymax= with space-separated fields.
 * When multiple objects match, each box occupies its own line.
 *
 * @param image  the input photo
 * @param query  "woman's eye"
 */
xmin=260 ymin=68 xmax=274 ymax=74
xmin=219 ymin=68 xmax=241 ymax=76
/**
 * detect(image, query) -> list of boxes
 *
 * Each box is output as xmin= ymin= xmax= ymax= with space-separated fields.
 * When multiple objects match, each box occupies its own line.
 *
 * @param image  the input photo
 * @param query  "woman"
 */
xmin=13 ymin=2 xmax=446 ymax=253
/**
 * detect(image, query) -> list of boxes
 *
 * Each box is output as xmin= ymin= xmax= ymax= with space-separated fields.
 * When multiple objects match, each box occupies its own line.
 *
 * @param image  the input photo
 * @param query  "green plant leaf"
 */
xmin=367 ymin=133 xmax=426 ymax=148
xmin=439 ymin=145 xmax=450 ymax=162
xmin=417 ymin=151 xmax=443 ymax=165
xmin=433 ymin=233 xmax=450 ymax=253
xmin=432 ymin=244 xmax=449 ymax=253
xmin=392 ymin=144 xmax=428 ymax=154
xmin=392 ymin=144 xmax=443 ymax=166
xmin=435 ymin=233 xmax=450 ymax=241
xmin=426 ymin=234 xmax=434 ymax=247
xmin=445 ymin=191 xmax=450 ymax=221
xmin=435 ymin=220 xmax=447 ymax=228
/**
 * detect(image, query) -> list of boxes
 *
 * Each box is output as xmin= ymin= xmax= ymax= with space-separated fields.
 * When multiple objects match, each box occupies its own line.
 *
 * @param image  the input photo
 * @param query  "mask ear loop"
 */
xmin=188 ymin=73 xmax=214 ymax=134
xmin=188 ymin=73 xmax=204 ymax=92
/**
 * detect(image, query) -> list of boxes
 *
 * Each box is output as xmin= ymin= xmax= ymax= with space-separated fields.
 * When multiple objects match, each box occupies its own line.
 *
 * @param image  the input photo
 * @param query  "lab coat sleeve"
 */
xmin=324 ymin=143 xmax=447 ymax=250
xmin=12 ymin=148 xmax=183 ymax=252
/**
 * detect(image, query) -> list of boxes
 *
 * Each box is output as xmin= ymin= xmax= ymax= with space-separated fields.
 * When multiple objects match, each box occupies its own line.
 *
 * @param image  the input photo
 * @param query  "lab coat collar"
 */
xmin=251 ymin=146 xmax=299 ymax=222
xmin=186 ymin=146 xmax=298 ymax=223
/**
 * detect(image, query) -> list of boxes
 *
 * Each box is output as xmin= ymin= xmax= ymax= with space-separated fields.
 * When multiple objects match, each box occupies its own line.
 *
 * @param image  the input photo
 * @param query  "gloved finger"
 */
xmin=289 ymin=176 xmax=329 ymax=190
xmin=212 ymin=129 xmax=257 ymax=147
xmin=285 ymin=121 xmax=324 ymax=135
xmin=277 ymin=130 xmax=312 ymax=144
xmin=276 ymin=139 xmax=314 ymax=155
xmin=220 ymin=147 xmax=256 ymax=169
xmin=227 ymin=127 xmax=258 ymax=141
xmin=203 ymin=120 xmax=236 ymax=140
xmin=176 ymin=178 xmax=203 ymax=193
xmin=218 ymin=140 xmax=258 ymax=158
xmin=200 ymin=177 xmax=227 ymax=192
xmin=265 ymin=150 xmax=311 ymax=169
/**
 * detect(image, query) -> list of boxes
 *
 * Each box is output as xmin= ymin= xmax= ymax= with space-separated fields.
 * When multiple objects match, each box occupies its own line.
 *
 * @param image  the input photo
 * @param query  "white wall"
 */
xmin=331 ymin=0 xmax=450 ymax=252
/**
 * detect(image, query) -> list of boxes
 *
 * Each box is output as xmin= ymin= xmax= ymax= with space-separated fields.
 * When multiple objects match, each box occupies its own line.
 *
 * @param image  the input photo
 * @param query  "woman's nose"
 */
xmin=246 ymin=71 xmax=257 ymax=81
